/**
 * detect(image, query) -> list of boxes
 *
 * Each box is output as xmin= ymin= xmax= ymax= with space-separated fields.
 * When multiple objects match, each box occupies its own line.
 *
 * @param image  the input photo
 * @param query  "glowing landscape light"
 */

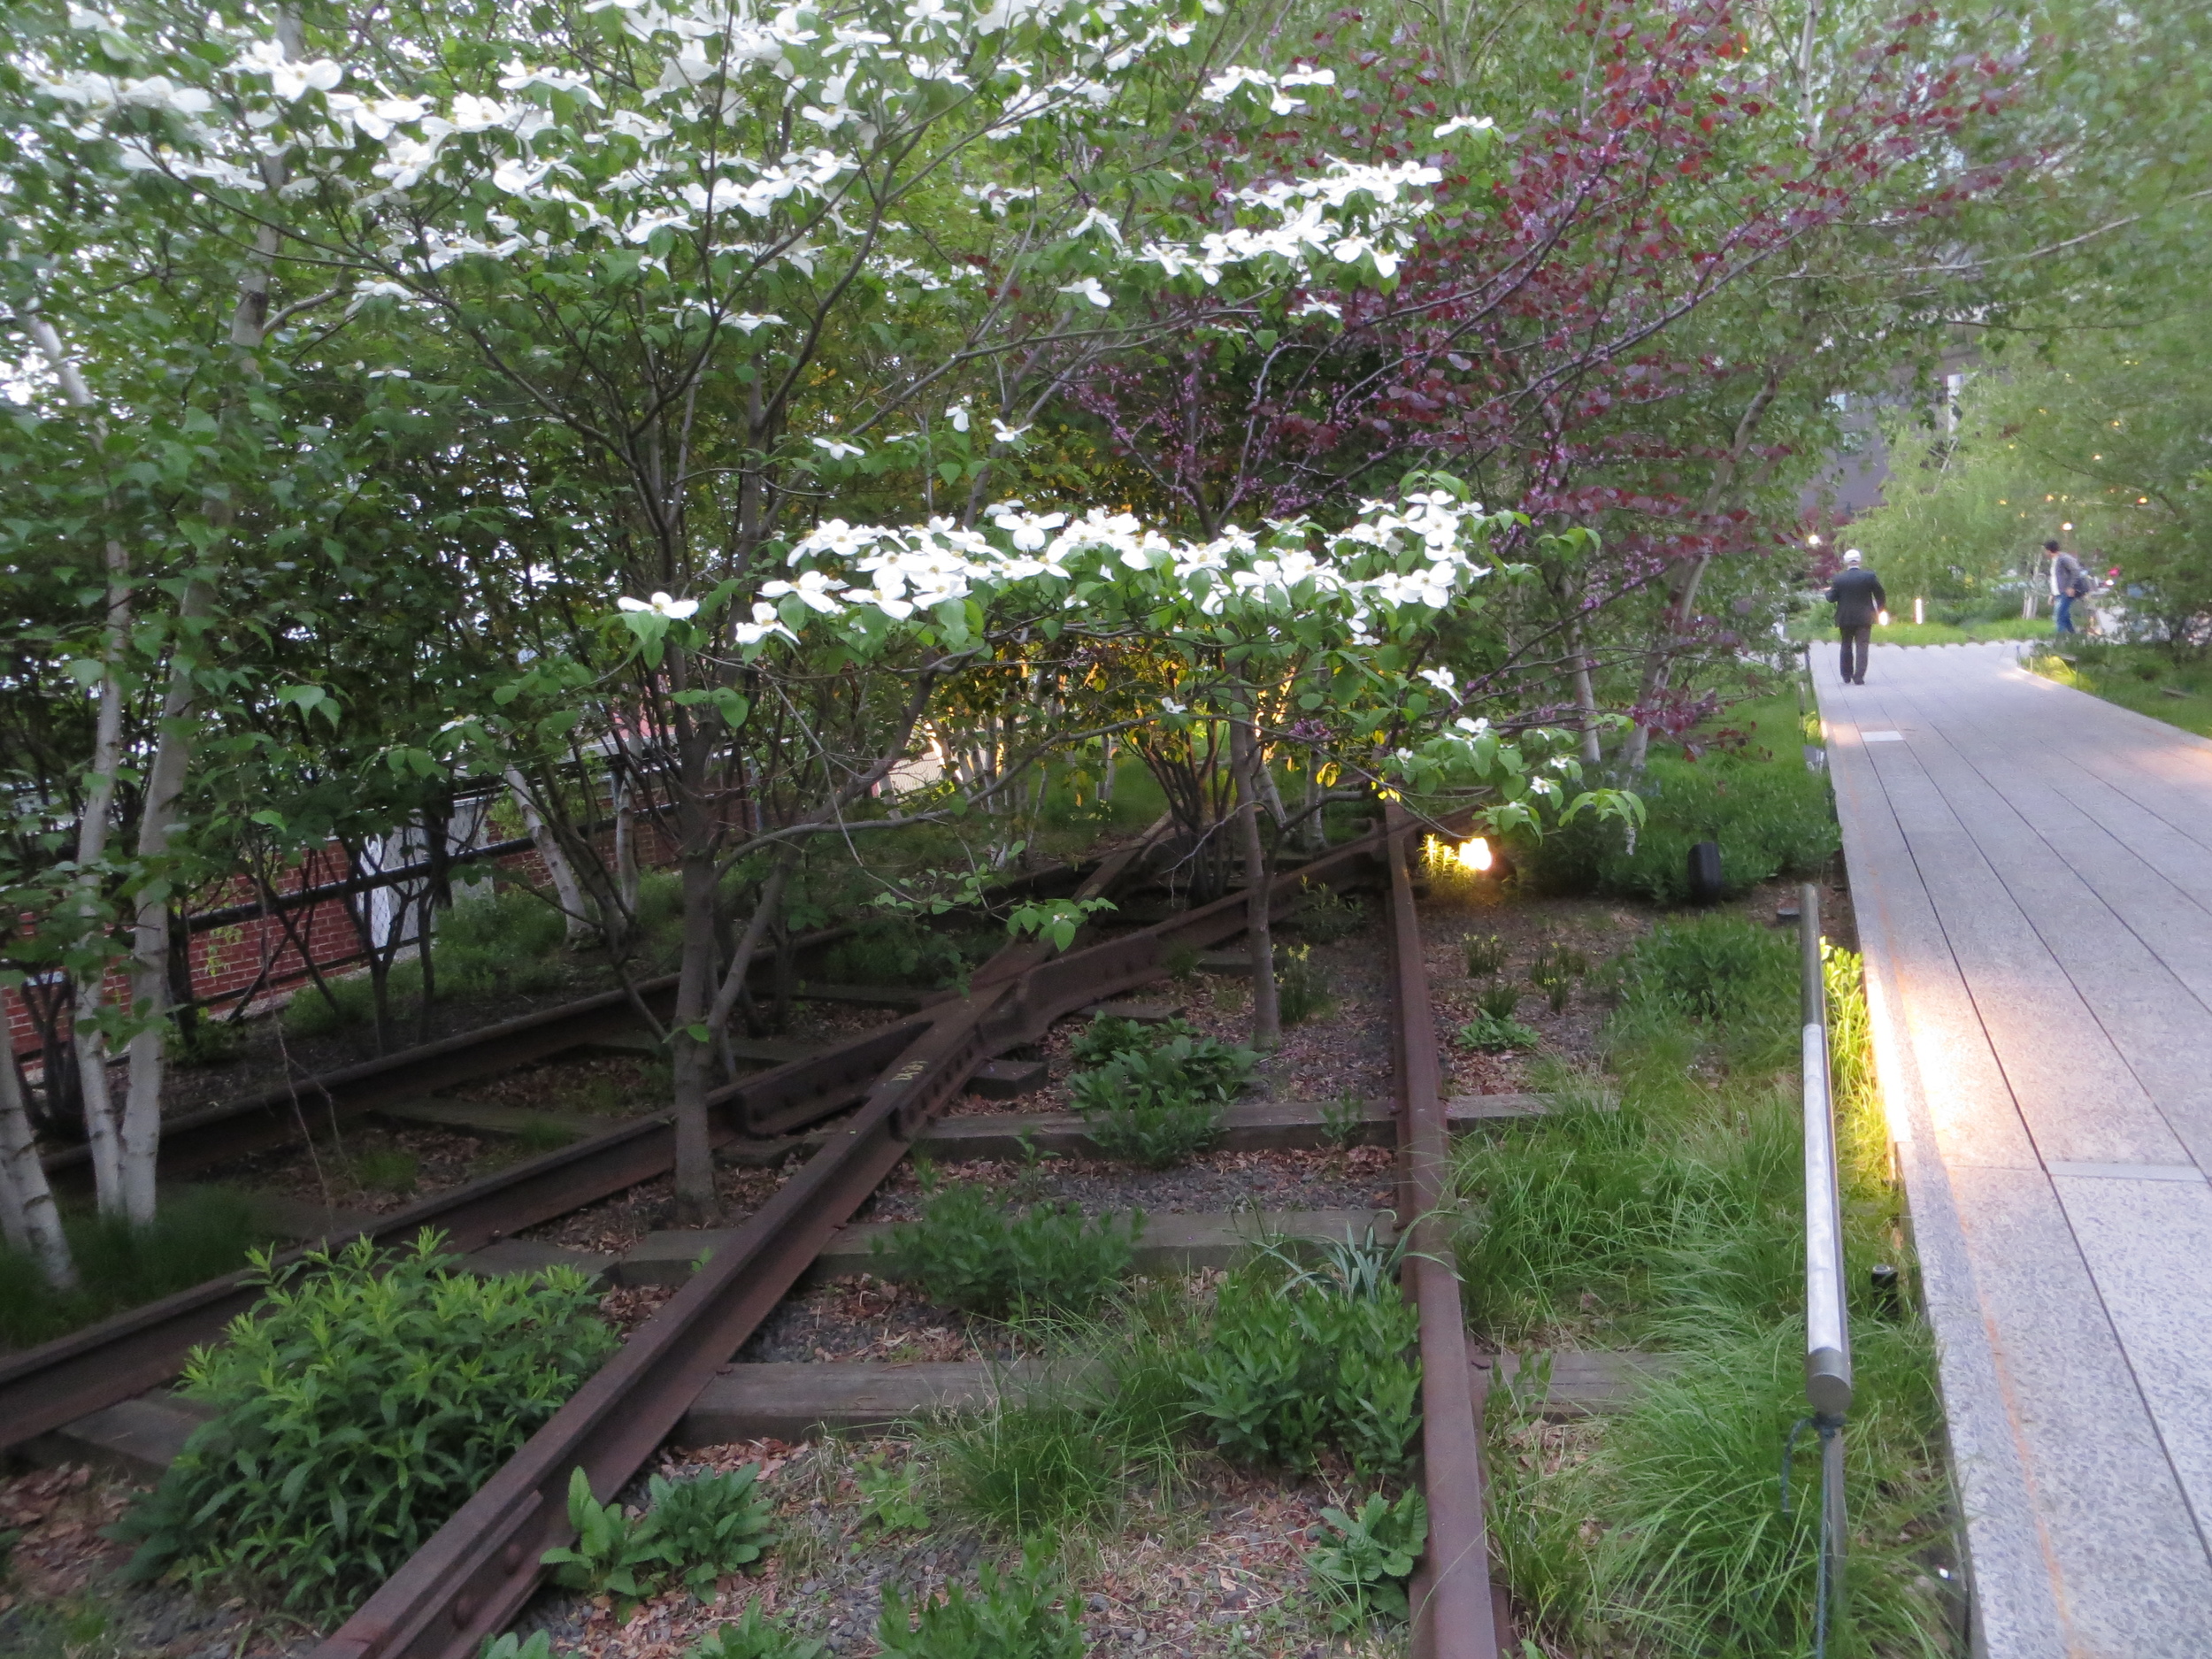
xmin=1458 ymin=837 xmax=1493 ymax=872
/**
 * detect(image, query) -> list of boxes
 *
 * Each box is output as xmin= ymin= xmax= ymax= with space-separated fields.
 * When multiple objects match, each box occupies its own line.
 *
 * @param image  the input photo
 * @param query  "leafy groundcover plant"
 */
xmin=1065 ymin=1025 xmax=1259 ymax=1168
xmin=118 ymin=1233 xmax=617 ymax=1617
xmin=877 ymin=1182 xmax=1141 ymax=1317
xmin=1182 ymin=1255 xmax=1422 ymax=1480
xmin=876 ymin=1550 xmax=1085 ymax=1659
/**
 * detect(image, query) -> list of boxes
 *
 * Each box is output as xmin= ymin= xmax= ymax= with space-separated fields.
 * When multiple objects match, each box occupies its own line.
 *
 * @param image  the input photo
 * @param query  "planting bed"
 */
xmin=4 ymin=794 xmax=1921 ymax=1659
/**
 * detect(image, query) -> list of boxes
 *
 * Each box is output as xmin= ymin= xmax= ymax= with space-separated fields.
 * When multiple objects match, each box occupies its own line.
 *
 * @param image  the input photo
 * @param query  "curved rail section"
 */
xmin=306 ymin=822 xmax=1419 ymax=1659
xmin=1383 ymin=806 xmax=1500 ymax=1659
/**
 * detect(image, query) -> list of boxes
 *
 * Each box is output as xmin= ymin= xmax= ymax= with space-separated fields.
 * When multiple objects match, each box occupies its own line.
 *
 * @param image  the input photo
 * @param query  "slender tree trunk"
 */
xmin=1571 ymin=618 xmax=1603 ymax=765
xmin=1232 ymin=721 xmax=1280 ymax=1051
xmin=0 ymin=1051 xmax=74 ymax=1287
xmin=1098 ymin=733 xmax=1117 ymax=803
xmin=669 ymin=841 xmax=721 ymax=1225
xmin=112 ymin=24 xmax=304 ymax=1224
xmin=31 ymin=314 xmax=131 ymax=1232
xmin=504 ymin=768 xmax=596 ymax=945
xmin=613 ymin=772 xmax=642 ymax=941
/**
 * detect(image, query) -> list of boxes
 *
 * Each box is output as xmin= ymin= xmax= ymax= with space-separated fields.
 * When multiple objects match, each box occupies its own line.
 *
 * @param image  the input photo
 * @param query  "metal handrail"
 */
xmin=1798 ymin=880 xmax=1850 ymax=1650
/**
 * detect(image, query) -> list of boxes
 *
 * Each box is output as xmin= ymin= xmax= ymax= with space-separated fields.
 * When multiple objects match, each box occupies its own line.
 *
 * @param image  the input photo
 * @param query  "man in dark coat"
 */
xmin=1825 ymin=549 xmax=1886 ymax=686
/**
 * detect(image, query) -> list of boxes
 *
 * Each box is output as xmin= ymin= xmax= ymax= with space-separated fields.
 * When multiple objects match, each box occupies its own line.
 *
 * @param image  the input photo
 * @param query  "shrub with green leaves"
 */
xmin=539 ymin=1462 xmax=779 ymax=1610
xmin=1069 ymin=1012 xmax=1194 ymax=1068
xmin=1291 ymin=881 xmax=1367 ymax=944
xmin=1065 ymin=1034 xmax=1256 ymax=1168
xmin=437 ymin=887 xmax=572 ymax=997
xmin=541 ymin=1467 xmax=666 ymax=1612
xmin=875 ymin=1553 xmax=1085 ymax=1659
xmin=1456 ymin=1010 xmax=1540 ymax=1053
xmin=878 ymin=1185 xmax=1141 ymax=1317
xmin=1515 ymin=746 xmax=1839 ymax=903
xmin=648 ymin=1466 xmax=778 ymax=1594
xmin=856 ymin=1454 xmax=931 ymax=1533
xmin=1182 ymin=1260 xmax=1421 ymax=1478
xmin=479 ymin=1633 xmax=555 ymax=1659
xmin=119 ymin=1234 xmax=616 ymax=1617
xmin=1305 ymin=1489 xmax=1428 ymax=1629
xmin=688 ymin=1604 xmax=826 ymax=1659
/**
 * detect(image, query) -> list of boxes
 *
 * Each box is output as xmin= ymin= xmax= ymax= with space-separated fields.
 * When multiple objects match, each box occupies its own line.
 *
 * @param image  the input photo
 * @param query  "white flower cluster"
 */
xmin=1138 ymin=157 xmax=1442 ymax=286
xmin=696 ymin=491 xmax=1505 ymax=647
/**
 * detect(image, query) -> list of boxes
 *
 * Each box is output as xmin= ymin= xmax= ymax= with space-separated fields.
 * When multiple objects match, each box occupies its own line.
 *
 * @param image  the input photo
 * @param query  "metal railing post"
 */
xmin=1799 ymin=881 xmax=1851 ymax=1647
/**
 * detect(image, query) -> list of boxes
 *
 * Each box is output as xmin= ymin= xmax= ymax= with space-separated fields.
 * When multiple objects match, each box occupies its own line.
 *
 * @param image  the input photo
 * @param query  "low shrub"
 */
xmin=1068 ymin=1012 xmax=1194 ymax=1069
xmin=281 ymin=967 xmax=391 ymax=1038
xmin=0 ymin=1185 xmax=274 ymax=1349
xmin=814 ymin=920 xmax=982 ymax=988
xmin=648 ymin=1465 xmax=778 ymax=1594
xmin=1318 ymin=1088 xmax=1368 ymax=1148
xmin=1517 ymin=749 xmax=1838 ymax=903
xmin=541 ymin=1467 xmax=666 ymax=1613
xmin=877 ymin=1185 xmax=1141 ymax=1317
xmin=855 ymin=1454 xmax=931 ymax=1534
xmin=119 ymin=1233 xmax=617 ymax=1617
xmin=688 ymin=1605 xmax=827 ymax=1659
xmin=436 ymin=887 xmax=572 ymax=998
xmin=1291 ymin=882 xmax=1367 ymax=944
xmin=1065 ymin=1034 xmax=1256 ymax=1168
xmin=875 ymin=1552 xmax=1085 ymax=1659
xmin=538 ymin=1462 xmax=775 ymax=1608
xmin=1305 ymin=1489 xmax=1428 ymax=1629
xmin=1181 ymin=1259 xmax=1421 ymax=1478
xmin=1457 ymin=1009 xmax=1540 ymax=1054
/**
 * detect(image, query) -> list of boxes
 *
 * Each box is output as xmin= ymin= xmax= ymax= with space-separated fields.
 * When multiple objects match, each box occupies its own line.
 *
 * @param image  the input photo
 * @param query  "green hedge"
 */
xmin=1516 ymin=752 xmax=1837 ymax=904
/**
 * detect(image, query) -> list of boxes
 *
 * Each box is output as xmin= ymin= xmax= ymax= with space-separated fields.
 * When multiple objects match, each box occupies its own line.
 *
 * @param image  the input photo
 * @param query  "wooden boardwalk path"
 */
xmin=1819 ymin=640 xmax=2212 ymax=1656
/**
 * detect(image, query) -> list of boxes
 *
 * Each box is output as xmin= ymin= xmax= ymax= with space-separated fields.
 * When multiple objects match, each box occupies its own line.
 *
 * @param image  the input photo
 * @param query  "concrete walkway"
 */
xmin=1819 ymin=641 xmax=2212 ymax=1657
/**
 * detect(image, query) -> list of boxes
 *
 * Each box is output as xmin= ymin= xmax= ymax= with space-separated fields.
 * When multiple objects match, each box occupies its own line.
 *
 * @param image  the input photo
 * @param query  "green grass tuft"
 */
xmin=0 ymin=1187 xmax=276 ymax=1348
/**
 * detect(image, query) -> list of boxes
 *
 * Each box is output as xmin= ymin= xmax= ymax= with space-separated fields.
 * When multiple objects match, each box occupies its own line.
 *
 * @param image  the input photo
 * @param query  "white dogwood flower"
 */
xmin=617 ymin=591 xmax=699 ymax=618
xmin=1058 ymin=277 xmax=1111 ymax=308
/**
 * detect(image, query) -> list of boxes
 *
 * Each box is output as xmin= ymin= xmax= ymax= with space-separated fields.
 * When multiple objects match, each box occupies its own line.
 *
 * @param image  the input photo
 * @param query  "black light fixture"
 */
xmin=1686 ymin=841 xmax=1724 ymax=905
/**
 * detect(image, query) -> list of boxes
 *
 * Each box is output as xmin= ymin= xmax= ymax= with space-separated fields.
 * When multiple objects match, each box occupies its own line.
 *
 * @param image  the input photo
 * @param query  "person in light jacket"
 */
xmin=2047 ymin=539 xmax=2087 ymax=634
xmin=1825 ymin=549 xmax=1887 ymax=686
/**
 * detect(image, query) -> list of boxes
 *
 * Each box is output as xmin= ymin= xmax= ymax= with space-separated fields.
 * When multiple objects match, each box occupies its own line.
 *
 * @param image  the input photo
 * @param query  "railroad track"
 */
xmin=35 ymin=857 xmax=1104 ymax=1193
xmin=7 ymin=814 xmax=1503 ymax=1659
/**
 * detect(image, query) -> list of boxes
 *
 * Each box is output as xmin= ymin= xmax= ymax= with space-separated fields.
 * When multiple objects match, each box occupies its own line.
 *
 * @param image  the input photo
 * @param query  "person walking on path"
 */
xmin=1826 ymin=548 xmax=1887 ymax=686
xmin=2048 ymin=539 xmax=2088 ymax=635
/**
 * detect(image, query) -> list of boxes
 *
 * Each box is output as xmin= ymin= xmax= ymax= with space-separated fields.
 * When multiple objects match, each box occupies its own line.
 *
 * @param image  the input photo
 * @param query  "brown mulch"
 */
xmin=511 ymin=1438 xmax=1403 ymax=1659
xmin=0 ymin=1463 xmax=321 ymax=1658
xmin=520 ymin=1161 xmax=795 ymax=1256
xmin=219 ymin=1120 xmax=503 ymax=1217
xmin=736 ymin=1274 xmax=1006 ymax=1364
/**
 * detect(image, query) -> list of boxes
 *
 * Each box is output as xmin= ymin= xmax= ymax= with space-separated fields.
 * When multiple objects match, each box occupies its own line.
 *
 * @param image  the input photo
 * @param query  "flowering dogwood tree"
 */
xmin=16 ymin=0 xmax=1608 ymax=1219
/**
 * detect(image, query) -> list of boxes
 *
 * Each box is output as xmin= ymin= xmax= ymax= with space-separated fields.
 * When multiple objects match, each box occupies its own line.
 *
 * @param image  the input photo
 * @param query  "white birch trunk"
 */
xmin=30 ymin=314 xmax=133 ymax=1227
xmin=0 ymin=1049 xmax=75 ymax=1286
xmin=113 ymin=22 xmax=304 ymax=1224
xmin=505 ymin=768 xmax=596 ymax=944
